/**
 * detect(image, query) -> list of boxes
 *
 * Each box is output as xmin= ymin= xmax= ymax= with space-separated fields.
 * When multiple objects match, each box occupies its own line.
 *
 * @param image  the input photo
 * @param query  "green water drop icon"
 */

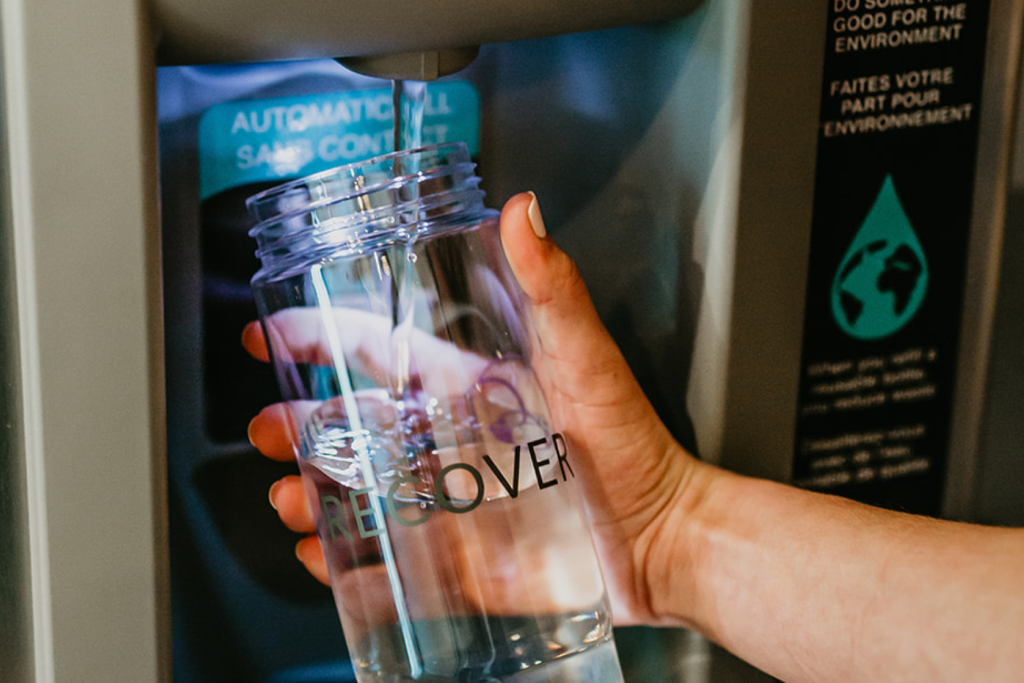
xmin=831 ymin=175 xmax=928 ymax=340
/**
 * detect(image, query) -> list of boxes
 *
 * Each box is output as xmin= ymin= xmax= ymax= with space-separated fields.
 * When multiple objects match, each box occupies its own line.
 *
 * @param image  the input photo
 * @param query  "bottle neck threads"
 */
xmin=247 ymin=143 xmax=487 ymax=277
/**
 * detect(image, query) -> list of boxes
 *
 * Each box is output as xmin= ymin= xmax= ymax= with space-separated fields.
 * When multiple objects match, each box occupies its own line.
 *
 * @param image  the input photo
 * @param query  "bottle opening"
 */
xmin=247 ymin=142 xmax=486 ymax=275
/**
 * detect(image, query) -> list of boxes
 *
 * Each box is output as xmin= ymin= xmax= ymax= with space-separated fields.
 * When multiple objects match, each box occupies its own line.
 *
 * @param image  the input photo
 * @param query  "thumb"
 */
xmin=499 ymin=192 xmax=622 ymax=379
xmin=500 ymin=192 xmax=585 ymax=309
xmin=498 ymin=193 xmax=680 ymax=527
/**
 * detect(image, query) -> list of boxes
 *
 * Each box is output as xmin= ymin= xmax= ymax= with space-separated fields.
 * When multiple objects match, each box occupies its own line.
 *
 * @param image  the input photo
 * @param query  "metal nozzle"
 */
xmin=336 ymin=47 xmax=479 ymax=81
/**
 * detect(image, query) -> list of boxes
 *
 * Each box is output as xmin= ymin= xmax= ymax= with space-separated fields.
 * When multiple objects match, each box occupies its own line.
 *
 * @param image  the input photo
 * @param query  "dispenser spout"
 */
xmin=337 ymin=47 xmax=479 ymax=80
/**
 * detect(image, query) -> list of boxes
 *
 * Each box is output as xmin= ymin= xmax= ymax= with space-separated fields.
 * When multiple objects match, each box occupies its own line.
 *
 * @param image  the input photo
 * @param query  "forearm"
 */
xmin=657 ymin=463 xmax=1024 ymax=683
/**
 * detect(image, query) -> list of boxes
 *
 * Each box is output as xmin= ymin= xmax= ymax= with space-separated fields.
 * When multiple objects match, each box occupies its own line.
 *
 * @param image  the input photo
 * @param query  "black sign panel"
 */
xmin=794 ymin=0 xmax=991 ymax=515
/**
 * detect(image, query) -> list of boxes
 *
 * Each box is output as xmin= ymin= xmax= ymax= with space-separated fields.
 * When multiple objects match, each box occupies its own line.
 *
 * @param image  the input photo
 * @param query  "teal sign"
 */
xmin=831 ymin=175 xmax=929 ymax=340
xmin=198 ymin=82 xmax=480 ymax=200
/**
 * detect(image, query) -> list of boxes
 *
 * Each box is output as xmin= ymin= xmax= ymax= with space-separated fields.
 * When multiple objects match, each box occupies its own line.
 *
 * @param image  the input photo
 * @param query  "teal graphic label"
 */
xmin=198 ymin=82 xmax=480 ymax=200
xmin=831 ymin=176 xmax=928 ymax=340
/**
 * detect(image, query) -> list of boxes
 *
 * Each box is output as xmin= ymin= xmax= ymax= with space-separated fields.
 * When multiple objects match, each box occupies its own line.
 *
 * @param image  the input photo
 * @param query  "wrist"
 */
xmin=638 ymin=456 xmax=732 ymax=630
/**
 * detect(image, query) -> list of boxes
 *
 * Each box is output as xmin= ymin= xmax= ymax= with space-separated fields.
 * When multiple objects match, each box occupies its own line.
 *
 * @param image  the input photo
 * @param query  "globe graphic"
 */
xmin=832 ymin=237 xmax=927 ymax=340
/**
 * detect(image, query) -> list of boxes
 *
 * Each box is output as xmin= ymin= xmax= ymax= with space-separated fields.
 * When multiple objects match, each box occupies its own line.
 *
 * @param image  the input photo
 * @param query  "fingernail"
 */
xmin=527 ymin=192 xmax=547 ymax=239
xmin=295 ymin=539 xmax=312 ymax=565
xmin=268 ymin=479 xmax=283 ymax=510
xmin=247 ymin=415 xmax=261 ymax=446
xmin=241 ymin=322 xmax=258 ymax=348
xmin=241 ymin=322 xmax=269 ymax=362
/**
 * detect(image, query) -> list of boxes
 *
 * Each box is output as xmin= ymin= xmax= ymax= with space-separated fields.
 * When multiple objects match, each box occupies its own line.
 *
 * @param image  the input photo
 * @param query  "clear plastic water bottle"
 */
xmin=247 ymin=143 xmax=625 ymax=682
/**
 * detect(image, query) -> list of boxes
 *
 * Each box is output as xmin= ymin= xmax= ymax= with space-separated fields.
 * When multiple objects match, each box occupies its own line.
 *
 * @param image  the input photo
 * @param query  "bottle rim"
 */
xmin=246 ymin=141 xmax=490 ymax=279
xmin=246 ymin=141 xmax=471 ymax=231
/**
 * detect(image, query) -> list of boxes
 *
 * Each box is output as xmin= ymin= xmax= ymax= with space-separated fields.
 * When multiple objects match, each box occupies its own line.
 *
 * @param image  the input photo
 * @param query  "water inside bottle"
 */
xmin=297 ymin=384 xmax=619 ymax=682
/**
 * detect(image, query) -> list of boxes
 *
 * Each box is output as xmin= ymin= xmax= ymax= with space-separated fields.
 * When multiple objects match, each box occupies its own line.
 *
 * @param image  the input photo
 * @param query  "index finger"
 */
xmin=243 ymin=306 xmax=492 ymax=398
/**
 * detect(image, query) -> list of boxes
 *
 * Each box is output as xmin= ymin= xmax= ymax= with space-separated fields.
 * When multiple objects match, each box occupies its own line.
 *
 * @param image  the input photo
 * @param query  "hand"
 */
xmin=244 ymin=191 xmax=707 ymax=628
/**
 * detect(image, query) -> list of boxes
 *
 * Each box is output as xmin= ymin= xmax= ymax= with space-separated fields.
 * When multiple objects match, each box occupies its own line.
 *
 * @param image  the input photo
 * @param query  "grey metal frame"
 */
xmin=2 ymin=0 xmax=1021 ymax=681
xmin=0 ymin=1 xmax=169 ymax=682
xmin=943 ymin=0 xmax=1024 ymax=520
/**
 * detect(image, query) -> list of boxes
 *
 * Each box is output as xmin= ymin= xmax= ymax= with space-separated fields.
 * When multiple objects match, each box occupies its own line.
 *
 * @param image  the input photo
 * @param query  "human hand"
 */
xmin=244 ymin=191 xmax=708 ymax=628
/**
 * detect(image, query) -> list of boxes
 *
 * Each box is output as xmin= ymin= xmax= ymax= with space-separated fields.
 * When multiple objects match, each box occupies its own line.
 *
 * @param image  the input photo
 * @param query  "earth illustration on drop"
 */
xmin=831 ymin=176 xmax=929 ymax=340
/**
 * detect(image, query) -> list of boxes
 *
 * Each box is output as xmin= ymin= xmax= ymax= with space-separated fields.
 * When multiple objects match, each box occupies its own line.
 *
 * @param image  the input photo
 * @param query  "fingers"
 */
xmin=268 ymin=475 xmax=316 ymax=533
xmin=295 ymin=535 xmax=331 ymax=586
xmin=243 ymin=307 xmax=490 ymax=399
xmin=243 ymin=309 xmax=395 ymax=370
xmin=248 ymin=403 xmax=298 ymax=462
xmin=268 ymin=474 xmax=326 ymax=586
xmin=241 ymin=321 xmax=270 ymax=362
xmin=252 ymin=404 xmax=317 ymax=540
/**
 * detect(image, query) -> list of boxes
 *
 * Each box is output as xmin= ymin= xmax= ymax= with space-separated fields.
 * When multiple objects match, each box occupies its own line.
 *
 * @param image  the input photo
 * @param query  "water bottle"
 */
xmin=247 ymin=143 xmax=625 ymax=682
